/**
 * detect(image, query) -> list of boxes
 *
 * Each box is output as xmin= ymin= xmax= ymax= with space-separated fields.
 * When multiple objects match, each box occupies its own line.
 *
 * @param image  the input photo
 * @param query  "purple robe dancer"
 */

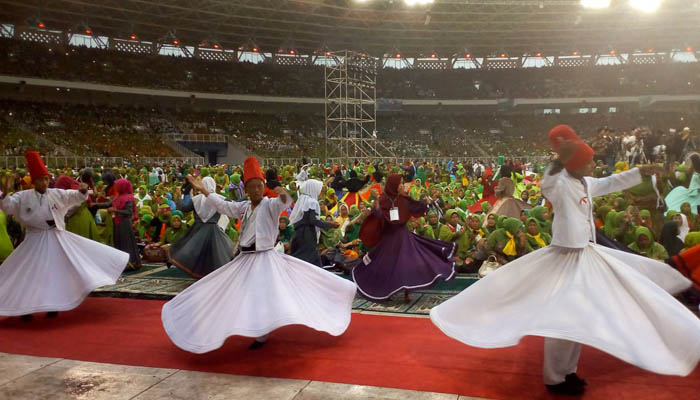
xmin=352 ymin=174 xmax=456 ymax=301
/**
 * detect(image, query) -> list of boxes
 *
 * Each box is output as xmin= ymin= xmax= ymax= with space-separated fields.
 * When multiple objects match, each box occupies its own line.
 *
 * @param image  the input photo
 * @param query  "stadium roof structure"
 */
xmin=2 ymin=0 xmax=699 ymax=57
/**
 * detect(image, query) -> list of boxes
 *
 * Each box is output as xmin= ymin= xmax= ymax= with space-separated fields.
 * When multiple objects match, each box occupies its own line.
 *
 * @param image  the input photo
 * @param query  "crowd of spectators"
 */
xmin=1 ymin=38 xmax=699 ymax=100
xmin=0 ymin=100 xmax=179 ymax=158
xmin=1 ymin=98 xmax=696 ymax=161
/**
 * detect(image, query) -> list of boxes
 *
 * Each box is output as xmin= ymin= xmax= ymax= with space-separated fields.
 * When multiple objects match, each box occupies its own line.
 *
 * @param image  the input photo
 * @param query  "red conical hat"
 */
xmin=564 ymin=140 xmax=594 ymax=172
xmin=25 ymin=151 xmax=50 ymax=181
xmin=243 ymin=156 xmax=265 ymax=185
xmin=548 ymin=125 xmax=580 ymax=152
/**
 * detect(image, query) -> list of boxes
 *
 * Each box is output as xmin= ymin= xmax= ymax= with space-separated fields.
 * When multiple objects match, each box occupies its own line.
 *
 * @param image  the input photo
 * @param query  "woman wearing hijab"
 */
xmin=483 ymin=177 xmax=532 ymax=227
xmin=169 ymin=176 xmax=234 ymax=278
xmin=526 ymin=217 xmax=551 ymax=250
xmin=228 ymin=173 xmax=245 ymax=201
xmin=289 ymin=179 xmax=339 ymax=267
xmin=628 ymin=226 xmax=669 ymax=261
xmin=353 ymin=174 xmax=456 ymax=301
xmin=103 ymin=179 xmax=142 ymax=270
xmin=674 ymin=213 xmax=690 ymax=242
xmin=277 ymin=216 xmax=294 ymax=253
xmin=659 ymin=221 xmax=685 ymax=258
xmin=54 ymin=176 xmax=100 ymax=242
xmin=101 ymin=171 xmax=117 ymax=198
xmin=486 ymin=217 xmax=532 ymax=264
xmin=0 ymin=210 xmax=13 ymax=262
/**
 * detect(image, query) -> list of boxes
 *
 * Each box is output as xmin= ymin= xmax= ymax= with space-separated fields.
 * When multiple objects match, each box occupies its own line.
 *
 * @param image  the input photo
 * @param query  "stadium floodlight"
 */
xmin=629 ymin=0 xmax=661 ymax=12
xmin=405 ymin=0 xmax=434 ymax=6
xmin=580 ymin=0 xmax=611 ymax=8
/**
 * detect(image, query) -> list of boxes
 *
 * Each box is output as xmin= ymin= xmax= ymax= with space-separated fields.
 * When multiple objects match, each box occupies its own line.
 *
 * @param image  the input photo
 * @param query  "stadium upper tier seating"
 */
xmin=1 ymin=38 xmax=699 ymax=100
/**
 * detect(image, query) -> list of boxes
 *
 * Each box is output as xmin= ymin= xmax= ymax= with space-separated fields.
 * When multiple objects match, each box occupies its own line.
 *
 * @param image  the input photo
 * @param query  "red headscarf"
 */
xmin=54 ymin=176 xmax=80 ymax=190
xmin=378 ymin=174 xmax=426 ymax=224
xmin=113 ymin=178 xmax=136 ymax=225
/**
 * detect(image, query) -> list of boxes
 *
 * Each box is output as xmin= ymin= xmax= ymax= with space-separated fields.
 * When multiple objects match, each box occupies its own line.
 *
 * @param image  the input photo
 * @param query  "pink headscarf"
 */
xmin=113 ymin=178 xmax=136 ymax=225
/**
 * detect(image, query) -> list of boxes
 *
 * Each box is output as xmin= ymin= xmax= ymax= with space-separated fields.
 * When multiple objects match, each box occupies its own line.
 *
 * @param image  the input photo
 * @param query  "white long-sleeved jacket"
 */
xmin=541 ymin=167 xmax=642 ymax=248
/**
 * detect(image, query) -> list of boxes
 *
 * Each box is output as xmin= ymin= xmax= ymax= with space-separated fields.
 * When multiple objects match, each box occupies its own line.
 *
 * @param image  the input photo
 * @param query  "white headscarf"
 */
xmin=192 ymin=176 xmax=219 ymax=223
xmin=289 ymin=179 xmax=323 ymax=226
xmin=678 ymin=213 xmax=690 ymax=241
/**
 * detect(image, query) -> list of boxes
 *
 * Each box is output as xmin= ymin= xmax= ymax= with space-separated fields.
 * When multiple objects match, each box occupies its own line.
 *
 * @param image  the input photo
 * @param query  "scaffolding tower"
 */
xmin=325 ymin=50 xmax=392 ymax=163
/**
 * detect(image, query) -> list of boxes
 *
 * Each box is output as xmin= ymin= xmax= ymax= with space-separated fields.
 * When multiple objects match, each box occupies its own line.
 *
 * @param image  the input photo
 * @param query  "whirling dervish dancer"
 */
xmin=0 ymin=152 xmax=129 ymax=319
xmin=430 ymin=125 xmax=700 ymax=395
xmin=353 ymin=174 xmax=456 ymax=302
xmin=161 ymin=157 xmax=357 ymax=352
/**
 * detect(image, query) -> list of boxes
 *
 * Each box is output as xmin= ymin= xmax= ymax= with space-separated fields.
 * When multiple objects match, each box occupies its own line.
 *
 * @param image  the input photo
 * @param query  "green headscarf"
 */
xmin=665 ymin=210 xmax=678 ymax=221
xmin=496 ymin=215 xmax=507 ymax=229
xmin=480 ymin=202 xmax=490 ymax=214
xmin=231 ymin=173 xmax=241 ymax=185
xmin=634 ymin=226 xmax=654 ymax=243
xmin=596 ymin=205 xmax=612 ymax=222
xmin=685 ymin=232 xmax=700 ymax=248
xmin=278 ymin=216 xmax=294 ymax=243
xmin=503 ymin=217 xmax=521 ymax=235
xmin=457 ymin=199 xmax=468 ymax=211
xmin=603 ymin=211 xmax=620 ymax=237
xmin=320 ymin=226 xmax=343 ymax=249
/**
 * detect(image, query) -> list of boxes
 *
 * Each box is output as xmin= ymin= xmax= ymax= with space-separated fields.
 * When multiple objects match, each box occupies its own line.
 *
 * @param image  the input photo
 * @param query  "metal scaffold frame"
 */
xmin=325 ymin=50 xmax=392 ymax=163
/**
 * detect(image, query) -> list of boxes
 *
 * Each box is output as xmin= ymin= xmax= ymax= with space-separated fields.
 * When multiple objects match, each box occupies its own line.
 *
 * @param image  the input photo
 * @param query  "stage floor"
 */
xmin=0 ymin=352 xmax=485 ymax=400
xmin=1 ymin=297 xmax=698 ymax=400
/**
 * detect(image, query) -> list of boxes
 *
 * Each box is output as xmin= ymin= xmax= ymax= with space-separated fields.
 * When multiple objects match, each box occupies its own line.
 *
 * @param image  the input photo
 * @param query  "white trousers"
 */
xmin=543 ymin=338 xmax=582 ymax=385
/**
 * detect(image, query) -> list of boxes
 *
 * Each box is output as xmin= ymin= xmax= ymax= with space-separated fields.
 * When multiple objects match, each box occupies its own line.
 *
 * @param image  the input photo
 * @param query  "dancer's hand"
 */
xmin=273 ymin=186 xmax=288 ymax=203
xmin=78 ymin=182 xmax=89 ymax=194
xmin=187 ymin=175 xmax=208 ymax=195
xmin=638 ymin=165 xmax=665 ymax=177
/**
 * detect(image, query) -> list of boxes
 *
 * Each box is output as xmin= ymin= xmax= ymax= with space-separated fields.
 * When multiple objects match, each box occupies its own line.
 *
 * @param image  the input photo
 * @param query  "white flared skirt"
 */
xmin=161 ymin=249 xmax=358 ymax=354
xmin=0 ymin=229 xmax=129 ymax=316
xmin=430 ymin=243 xmax=700 ymax=376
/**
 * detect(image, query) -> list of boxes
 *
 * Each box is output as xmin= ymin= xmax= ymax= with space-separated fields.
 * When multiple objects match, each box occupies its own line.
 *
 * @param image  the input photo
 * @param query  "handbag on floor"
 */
xmin=478 ymin=255 xmax=501 ymax=278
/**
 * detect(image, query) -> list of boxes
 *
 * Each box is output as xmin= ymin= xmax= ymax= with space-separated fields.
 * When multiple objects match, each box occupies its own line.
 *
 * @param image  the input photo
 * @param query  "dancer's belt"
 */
xmin=240 ymin=243 xmax=256 ymax=253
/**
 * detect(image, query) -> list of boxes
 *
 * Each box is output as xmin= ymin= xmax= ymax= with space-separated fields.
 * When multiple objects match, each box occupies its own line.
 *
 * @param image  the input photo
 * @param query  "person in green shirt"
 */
xmin=138 ymin=214 xmax=154 ymax=241
xmin=427 ymin=210 xmax=453 ymax=243
xmin=0 ymin=210 xmax=14 ymax=262
xmin=408 ymin=216 xmax=435 ymax=240
xmin=161 ymin=212 xmax=189 ymax=246
xmin=486 ymin=217 xmax=532 ymax=264
xmin=628 ymin=226 xmax=668 ymax=261
xmin=135 ymin=185 xmax=152 ymax=208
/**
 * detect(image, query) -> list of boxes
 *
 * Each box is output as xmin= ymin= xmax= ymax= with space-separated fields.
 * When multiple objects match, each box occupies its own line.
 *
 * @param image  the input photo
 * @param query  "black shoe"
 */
xmin=46 ymin=311 xmax=59 ymax=318
xmin=19 ymin=314 xmax=33 ymax=322
xmin=565 ymin=373 xmax=588 ymax=387
xmin=248 ymin=340 xmax=267 ymax=350
xmin=546 ymin=379 xmax=585 ymax=396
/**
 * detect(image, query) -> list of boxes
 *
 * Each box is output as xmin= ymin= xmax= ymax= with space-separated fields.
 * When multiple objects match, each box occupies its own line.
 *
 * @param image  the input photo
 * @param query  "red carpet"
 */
xmin=0 ymin=297 xmax=697 ymax=400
